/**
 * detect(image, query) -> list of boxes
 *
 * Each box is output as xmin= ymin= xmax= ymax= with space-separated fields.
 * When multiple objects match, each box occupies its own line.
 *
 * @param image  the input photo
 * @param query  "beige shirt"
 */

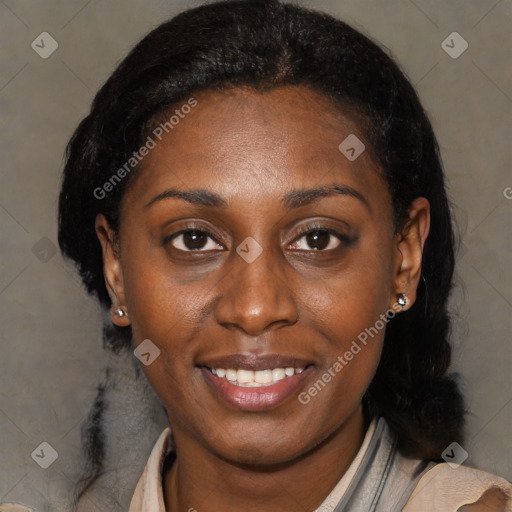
xmin=129 ymin=421 xmax=512 ymax=512
xmin=0 ymin=505 xmax=35 ymax=512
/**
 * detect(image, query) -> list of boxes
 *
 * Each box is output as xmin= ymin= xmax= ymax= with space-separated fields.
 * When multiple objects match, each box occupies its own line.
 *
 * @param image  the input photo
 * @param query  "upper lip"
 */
xmin=198 ymin=354 xmax=314 ymax=371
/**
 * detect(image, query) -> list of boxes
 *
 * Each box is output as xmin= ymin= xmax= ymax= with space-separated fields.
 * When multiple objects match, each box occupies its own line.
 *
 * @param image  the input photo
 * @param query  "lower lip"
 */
xmin=200 ymin=366 xmax=314 ymax=411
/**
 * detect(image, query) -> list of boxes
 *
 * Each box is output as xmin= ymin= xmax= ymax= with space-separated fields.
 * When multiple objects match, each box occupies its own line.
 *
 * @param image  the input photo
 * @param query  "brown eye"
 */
xmin=289 ymin=228 xmax=344 ymax=251
xmin=167 ymin=229 xmax=224 ymax=252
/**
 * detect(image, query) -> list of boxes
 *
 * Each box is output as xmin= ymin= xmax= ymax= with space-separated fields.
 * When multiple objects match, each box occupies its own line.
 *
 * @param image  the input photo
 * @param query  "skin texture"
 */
xmin=95 ymin=85 xmax=430 ymax=512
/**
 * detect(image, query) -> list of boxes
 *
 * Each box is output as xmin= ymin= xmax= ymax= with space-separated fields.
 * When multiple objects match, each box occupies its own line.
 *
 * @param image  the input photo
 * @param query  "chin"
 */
xmin=225 ymin=448 xmax=300 ymax=468
xmin=211 ymin=434 xmax=309 ymax=468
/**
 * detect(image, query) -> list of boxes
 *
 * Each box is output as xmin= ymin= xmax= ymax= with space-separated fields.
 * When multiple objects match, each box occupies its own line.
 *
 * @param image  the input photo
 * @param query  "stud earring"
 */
xmin=115 ymin=307 xmax=126 ymax=317
xmin=397 ymin=293 xmax=409 ymax=308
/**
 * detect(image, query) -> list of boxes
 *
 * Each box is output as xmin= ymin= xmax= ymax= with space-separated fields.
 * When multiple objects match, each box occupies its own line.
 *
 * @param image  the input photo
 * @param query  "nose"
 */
xmin=214 ymin=243 xmax=299 ymax=336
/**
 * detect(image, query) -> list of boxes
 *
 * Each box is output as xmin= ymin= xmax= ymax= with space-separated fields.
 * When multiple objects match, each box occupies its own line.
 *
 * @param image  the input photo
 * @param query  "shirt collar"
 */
xmin=129 ymin=426 xmax=174 ymax=511
xmin=130 ymin=418 xmax=378 ymax=511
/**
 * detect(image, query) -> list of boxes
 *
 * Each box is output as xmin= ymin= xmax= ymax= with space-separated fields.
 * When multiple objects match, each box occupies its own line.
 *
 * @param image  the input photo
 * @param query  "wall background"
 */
xmin=0 ymin=0 xmax=510 ymax=510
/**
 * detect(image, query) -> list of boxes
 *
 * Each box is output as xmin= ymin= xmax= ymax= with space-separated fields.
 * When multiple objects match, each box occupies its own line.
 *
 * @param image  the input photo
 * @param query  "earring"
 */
xmin=397 ymin=293 xmax=409 ymax=308
xmin=115 ymin=307 xmax=126 ymax=317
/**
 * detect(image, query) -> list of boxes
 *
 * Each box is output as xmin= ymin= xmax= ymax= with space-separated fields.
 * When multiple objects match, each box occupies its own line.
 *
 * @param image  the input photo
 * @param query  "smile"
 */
xmin=207 ymin=367 xmax=305 ymax=387
xmin=200 ymin=362 xmax=314 ymax=411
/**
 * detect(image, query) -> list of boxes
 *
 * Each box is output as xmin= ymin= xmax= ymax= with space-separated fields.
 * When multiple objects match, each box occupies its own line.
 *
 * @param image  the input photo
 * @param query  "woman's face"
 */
xmin=96 ymin=85 xmax=428 ymax=466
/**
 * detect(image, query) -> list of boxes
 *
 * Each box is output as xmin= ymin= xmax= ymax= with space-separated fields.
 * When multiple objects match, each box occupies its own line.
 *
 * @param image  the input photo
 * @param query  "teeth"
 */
xmin=255 ymin=369 xmax=273 ymax=384
xmin=226 ymin=369 xmax=237 ymax=382
xmin=209 ymin=366 xmax=306 ymax=387
xmin=237 ymin=369 xmax=254 ymax=384
xmin=272 ymin=368 xmax=286 ymax=381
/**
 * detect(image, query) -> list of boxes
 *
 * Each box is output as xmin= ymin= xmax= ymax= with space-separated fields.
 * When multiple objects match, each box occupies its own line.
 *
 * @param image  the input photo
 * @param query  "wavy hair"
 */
xmin=58 ymin=0 xmax=465 ymax=469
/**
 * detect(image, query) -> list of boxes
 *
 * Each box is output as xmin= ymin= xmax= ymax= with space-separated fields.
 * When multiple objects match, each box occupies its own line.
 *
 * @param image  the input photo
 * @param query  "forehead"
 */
xmin=123 ymin=85 xmax=387 ymax=212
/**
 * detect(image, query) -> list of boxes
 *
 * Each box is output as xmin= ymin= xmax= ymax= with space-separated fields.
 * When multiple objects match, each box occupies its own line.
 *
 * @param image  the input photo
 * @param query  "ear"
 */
xmin=95 ymin=213 xmax=130 ymax=327
xmin=390 ymin=197 xmax=430 ymax=311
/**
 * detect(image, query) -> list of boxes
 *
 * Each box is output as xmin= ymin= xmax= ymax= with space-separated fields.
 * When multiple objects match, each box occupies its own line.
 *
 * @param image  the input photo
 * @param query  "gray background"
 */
xmin=1 ymin=0 xmax=511 ymax=510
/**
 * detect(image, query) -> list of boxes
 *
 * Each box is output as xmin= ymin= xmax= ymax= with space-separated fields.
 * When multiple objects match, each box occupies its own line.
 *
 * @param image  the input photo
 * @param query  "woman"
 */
xmin=56 ymin=0 xmax=512 ymax=510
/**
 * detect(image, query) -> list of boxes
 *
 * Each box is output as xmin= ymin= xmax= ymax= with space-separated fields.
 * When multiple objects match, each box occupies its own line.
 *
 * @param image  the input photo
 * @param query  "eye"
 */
xmin=166 ymin=228 xmax=224 ymax=252
xmin=289 ymin=225 xmax=351 ymax=251
xmin=164 ymin=224 xmax=355 ymax=253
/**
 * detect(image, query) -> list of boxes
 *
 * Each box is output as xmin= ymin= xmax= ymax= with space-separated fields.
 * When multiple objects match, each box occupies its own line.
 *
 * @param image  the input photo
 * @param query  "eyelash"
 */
xmin=164 ymin=223 xmax=355 ymax=253
xmin=292 ymin=223 xmax=354 ymax=249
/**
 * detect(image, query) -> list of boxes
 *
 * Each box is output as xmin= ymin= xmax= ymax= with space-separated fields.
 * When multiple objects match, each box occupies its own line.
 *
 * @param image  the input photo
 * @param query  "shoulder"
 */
xmin=403 ymin=462 xmax=512 ymax=512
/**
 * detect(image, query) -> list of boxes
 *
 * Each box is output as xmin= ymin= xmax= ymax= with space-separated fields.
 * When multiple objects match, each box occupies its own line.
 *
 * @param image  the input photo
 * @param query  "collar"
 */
xmin=129 ymin=418 xmax=377 ymax=512
xmin=129 ymin=426 xmax=173 ymax=512
xmin=129 ymin=416 xmax=512 ymax=511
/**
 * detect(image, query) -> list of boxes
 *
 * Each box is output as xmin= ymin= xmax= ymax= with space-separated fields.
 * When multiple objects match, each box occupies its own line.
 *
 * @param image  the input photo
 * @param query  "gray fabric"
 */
xmin=72 ymin=326 xmax=169 ymax=512
xmin=332 ymin=417 xmax=436 ymax=512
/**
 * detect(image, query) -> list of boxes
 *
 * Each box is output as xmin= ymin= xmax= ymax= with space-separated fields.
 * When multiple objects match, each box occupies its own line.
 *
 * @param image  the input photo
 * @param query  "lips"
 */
xmin=197 ymin=353 xmax=315 ymax=411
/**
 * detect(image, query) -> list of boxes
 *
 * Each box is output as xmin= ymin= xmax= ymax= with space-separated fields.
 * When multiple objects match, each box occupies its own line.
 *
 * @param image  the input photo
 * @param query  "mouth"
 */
xmin=197 ymin=354 xmax=315 ymax=411
xmin=204 ymin=366 xmax=308 ymax=387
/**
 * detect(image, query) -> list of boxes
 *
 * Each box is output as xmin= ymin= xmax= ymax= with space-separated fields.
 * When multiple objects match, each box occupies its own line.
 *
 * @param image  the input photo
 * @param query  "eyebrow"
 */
xmin=144 ymin=183 xmax=371 ymax=212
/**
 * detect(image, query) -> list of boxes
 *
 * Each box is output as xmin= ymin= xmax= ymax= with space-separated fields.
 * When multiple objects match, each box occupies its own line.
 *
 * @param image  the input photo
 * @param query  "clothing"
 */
xmin=313 ymin=418 xmax=377 ymax=511
xmin=0 ymin=505 xmax=35 ymax=512
xmin=130 ymin=416 xmax=512 ymax=511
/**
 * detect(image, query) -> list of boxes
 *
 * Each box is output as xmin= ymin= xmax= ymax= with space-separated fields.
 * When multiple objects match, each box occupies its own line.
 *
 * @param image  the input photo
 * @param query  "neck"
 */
xmin=163 ymin=406 xmax=368 ymax=512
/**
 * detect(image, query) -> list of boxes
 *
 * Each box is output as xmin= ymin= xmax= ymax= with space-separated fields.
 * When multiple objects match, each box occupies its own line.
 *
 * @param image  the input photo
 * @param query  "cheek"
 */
xmin=302 ymin=238 xmax=393 ymax=396
xmin=120 ymin=228 xmax=203 ymax=339
xmin=310 ymin=242 xmax=394 ymax=343
xmin=119 ymin=245 xmax=208 ymax=399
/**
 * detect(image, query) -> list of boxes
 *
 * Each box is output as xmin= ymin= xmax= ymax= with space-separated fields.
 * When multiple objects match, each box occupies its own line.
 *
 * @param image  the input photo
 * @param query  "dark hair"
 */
xmin=58 ymin=0 xmax=464 ymax=464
